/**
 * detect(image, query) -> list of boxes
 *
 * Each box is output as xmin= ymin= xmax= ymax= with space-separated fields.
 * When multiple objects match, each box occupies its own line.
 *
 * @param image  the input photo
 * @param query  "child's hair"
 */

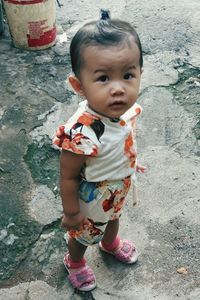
xmin=70 ymin=9 xmax=143 ymax=77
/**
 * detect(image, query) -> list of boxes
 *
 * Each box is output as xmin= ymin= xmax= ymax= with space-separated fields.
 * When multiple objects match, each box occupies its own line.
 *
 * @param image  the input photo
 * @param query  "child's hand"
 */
xmin=61 ymin=212 xmax=89 ymax=231
xmin=136 ymin=164 xmax=146 ymax=173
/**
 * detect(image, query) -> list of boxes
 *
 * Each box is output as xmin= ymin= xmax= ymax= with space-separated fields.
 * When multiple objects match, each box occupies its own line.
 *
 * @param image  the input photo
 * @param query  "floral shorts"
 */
xmin=68 ymin=177 xmax=131 ymax=246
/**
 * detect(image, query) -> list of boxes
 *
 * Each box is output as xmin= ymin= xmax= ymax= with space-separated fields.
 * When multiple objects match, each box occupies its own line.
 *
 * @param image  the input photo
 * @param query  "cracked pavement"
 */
xmin=0 ymin=0 xmax=200 ymax=299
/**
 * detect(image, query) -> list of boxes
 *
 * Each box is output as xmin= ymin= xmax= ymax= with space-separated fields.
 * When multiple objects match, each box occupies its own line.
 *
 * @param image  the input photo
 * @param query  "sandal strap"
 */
xmin=113 ymin=240 xmax=136 ymax=262
xmin=63 ymin=253 xmax=96 ymax=290
xmin=68 ymin=266 xmax=96 ymax=289
xmin=64 ymin=253 xmax=86 ymax=269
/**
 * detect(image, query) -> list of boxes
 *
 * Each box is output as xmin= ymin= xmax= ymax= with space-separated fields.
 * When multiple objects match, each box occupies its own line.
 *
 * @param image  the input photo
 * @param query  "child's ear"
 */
xmin=68 ymin=75 xmax=84 ymax=96
xmin=141 ymin=68 xmax=144 ymax=74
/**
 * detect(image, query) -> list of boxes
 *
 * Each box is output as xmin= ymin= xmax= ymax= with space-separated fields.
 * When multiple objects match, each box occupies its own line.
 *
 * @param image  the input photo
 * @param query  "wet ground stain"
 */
xmin=0 ymin=221 xmax=66 ymax=288
xmin=0 ymin=217 xmax=41 ymax=284
xmin=168 ymin=63 xmax=200 ymax=141
xmin=24 ymin=138 xmax=60 ymax=190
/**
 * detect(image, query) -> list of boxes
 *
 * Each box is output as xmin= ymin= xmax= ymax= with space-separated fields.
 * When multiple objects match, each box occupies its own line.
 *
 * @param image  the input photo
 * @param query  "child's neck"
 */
xmin=87 ymin=103 xmax=120 ymax=121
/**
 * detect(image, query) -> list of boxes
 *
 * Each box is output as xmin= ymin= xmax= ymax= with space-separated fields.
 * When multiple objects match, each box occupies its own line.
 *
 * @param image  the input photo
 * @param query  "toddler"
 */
xmin=53 ymin=10 xmax=145 ymax=291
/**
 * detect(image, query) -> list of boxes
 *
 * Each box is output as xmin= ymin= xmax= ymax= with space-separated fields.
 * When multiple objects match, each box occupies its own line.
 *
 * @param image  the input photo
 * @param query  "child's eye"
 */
xmin=97 ymin=75 xmax=109 ymax=82
xmin=124 ymin=73 xmax=134 ymax=80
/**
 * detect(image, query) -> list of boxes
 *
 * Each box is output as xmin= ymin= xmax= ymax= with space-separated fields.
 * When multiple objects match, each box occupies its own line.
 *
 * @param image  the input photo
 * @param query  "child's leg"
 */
xmin=101 ymin=219 xmax=119 ymax=246
xmin=64 ymin=237 xmax=96 ymax=291
xmin=68 ymin=236 xmax=87 ymax=261
xmin=100 ymin=218 xmax=139 ymax=264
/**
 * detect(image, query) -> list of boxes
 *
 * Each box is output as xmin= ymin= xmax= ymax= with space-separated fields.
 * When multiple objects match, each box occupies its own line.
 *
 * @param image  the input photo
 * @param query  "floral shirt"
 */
xmin=53 ymin=100 xmax=142 ymax=182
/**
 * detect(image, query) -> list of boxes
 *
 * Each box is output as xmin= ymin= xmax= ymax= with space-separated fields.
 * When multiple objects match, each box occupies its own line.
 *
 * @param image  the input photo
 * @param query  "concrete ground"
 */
xmin=0 ymin=0 xmax=200 ymax=299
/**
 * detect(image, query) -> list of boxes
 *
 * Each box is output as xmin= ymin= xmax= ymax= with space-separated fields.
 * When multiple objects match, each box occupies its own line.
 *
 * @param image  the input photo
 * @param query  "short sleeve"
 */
xmin=53 ymin=117 xmax=101 ymax=157
xmin=121 ymin=103 xmax=142 ymax=123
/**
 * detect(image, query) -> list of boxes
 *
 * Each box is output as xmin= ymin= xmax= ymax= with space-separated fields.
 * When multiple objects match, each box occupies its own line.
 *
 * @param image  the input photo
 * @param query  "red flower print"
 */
xmin=125 ymin=133 xmax=133 ymax=150
xmin=102 ymin=199 xmax=112 ymax=212
xmin=135 ymin=107 xmax=141 ymax=115
xmin=56 ymin=125 xmax=65 ymax=137
xmin=102 ymin=190 xmax=120 ymax=212
xmin=124 ymin=133 xmax=137 ymax=168
xmin=78 ymin=112 xmax=100 ymax=126
xmin=73 ymin=133 xmax=85 ymax=144
xmin=62 ymin=138 xmax=84 ymax=154
xmin=87 ymin=219 xmax=102 ymax=237
xmin=114 ymin=197 xmax=125 ymax=213
xmin=91 ymin=147 xmax=98 ymax=156
xmin=119 ymin=119 xmax=126 ymax=126
xmin=69 ymin=228 xmax=84 ymax=239
xmin=123 ymin=177 xmax=131 ymax=191
xmin=53 ymin=137 xmax=61 ymax=147
xmin=53 ymin=125 xmax=69 ymax=148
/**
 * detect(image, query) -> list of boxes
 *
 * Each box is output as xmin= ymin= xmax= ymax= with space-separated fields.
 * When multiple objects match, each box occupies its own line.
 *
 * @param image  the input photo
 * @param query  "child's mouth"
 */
xmin=109 ymin=101 xmax=126 ymax=109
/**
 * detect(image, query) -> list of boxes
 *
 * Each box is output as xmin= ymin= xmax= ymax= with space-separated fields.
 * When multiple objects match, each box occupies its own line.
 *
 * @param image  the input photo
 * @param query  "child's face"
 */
xmin=71 ymin=41 xmax=142 ymax=119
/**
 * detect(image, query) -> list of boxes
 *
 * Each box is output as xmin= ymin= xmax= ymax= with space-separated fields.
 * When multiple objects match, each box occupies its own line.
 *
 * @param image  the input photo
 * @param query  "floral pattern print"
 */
xmin=53 ymin=112 xmax=105 ymax=156
xmin=69 ymin=177 xmax=131 ymax=246
xmin=68 ymin=219 xmax=104 ymax=246
xmin=53 ymin=101 xmax=142 ymax=246
xmin=53 ymin=101 xmax=142 ymax=182
xmin=73 ymin=112 xmax=105 ymax=141
xmin=124 ymin=133 xmax=137 ymax=168
xmin=102 ymin=177 xmax=131 ymax=214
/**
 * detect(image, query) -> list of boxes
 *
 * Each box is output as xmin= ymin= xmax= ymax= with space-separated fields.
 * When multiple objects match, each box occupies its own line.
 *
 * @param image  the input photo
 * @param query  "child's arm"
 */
xmin=136 ymin=164 xmax=146 ymax=173
xmin=60 ymin=149 xmax=89 ymax=231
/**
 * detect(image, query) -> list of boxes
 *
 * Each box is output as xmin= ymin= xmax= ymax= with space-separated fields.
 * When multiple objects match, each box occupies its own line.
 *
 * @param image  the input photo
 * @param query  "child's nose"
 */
xmin=110 ymin=82 xmax=125 ymax=96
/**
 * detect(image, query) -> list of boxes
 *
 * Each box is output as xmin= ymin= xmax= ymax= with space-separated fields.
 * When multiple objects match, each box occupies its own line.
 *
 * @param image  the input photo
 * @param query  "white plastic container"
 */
xmin=3 ymin=0 xmax=56 ymax=50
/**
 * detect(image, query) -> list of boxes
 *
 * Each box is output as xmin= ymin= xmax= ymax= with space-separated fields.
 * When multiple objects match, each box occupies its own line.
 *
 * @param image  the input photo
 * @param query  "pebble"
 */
xmin=4 ymin=234 xmax=19 ymax=245
xmin=0 ymin=229 xmax=8 ymax=241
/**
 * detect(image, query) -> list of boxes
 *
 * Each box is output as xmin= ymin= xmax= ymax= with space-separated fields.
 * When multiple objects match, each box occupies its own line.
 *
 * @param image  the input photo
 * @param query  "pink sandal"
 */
xmin=63 ymin=253 xmax=96 ymax=291
xmin=99 ymin=239 xmax=139 ymax=264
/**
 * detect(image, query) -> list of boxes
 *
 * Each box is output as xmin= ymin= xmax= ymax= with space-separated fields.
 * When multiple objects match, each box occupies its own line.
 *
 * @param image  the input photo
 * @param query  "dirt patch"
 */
xmin=24 ymin=138 xmax=60 ymax=190
xmin=169 ymin=63 xmax=200 ymax=141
